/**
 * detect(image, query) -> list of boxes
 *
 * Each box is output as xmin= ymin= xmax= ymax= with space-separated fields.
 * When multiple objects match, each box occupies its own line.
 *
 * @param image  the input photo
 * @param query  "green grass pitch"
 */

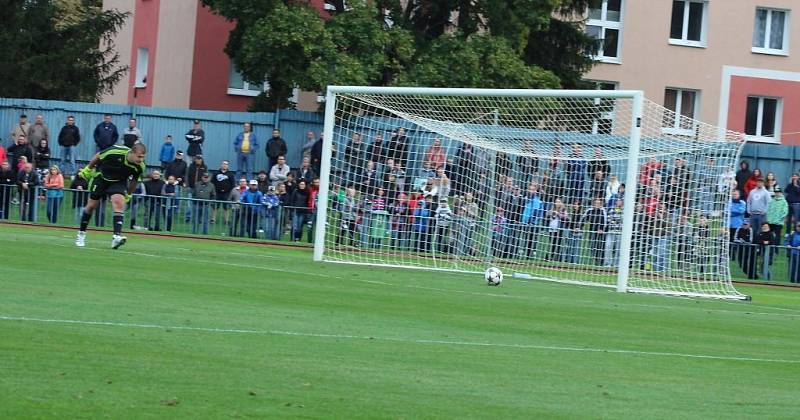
xmin=1 ymin=224 xmax=799 ymax=418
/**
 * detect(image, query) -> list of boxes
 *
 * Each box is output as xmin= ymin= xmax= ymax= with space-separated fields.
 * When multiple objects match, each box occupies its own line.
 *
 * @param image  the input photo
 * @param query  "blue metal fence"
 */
xmin=0 ymin=98 xmax=324 ymax=173
xmin=740 ymin=142 xmax=800 ymax=184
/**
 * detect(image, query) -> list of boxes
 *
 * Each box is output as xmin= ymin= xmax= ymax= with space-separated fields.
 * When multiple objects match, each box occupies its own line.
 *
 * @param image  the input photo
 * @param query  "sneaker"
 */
xmin=111 ymin=235 xmax=127 ymax=250
xmin=75 ymin=231 xmax=86 ymax=247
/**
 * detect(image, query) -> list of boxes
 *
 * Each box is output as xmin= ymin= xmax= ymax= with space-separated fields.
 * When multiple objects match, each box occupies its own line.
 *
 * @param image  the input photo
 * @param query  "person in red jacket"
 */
xmin=744 ymin=168 xmax=763 ymax=199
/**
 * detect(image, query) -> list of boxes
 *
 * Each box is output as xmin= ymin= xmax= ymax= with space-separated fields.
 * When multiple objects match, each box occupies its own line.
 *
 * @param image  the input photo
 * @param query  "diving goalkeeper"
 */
xmin=75 ymin=143 xmax=147 ymax=249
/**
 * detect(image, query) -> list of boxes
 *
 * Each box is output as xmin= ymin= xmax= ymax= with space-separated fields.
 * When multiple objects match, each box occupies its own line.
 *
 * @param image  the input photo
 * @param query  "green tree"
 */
xmin=0 ymin=0 xmax=129 ymax=102
xmin=202 ymin=0 xmax=598 ymax=111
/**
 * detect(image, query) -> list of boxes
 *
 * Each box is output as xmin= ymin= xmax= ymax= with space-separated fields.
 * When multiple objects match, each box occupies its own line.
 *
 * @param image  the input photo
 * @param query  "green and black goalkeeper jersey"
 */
xmin=97 ymin=145 xmax=145 ymax=182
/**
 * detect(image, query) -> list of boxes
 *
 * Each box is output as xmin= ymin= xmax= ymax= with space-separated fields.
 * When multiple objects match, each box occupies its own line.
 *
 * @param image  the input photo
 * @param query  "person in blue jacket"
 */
xmin=786 ymin=222 xmax=800 ymax=283
xmin=729 ymin=189 xmax=747 ymax=262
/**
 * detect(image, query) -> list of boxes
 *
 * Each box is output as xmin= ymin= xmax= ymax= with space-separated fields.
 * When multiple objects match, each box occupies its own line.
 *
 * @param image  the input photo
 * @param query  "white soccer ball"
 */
xmin=485 ymin=267 xmax=503 ymax=286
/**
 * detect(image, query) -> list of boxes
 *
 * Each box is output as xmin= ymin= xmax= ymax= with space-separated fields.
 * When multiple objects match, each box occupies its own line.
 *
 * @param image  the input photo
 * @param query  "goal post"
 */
xmin=314 ymin=86 xmax=748 ymax=300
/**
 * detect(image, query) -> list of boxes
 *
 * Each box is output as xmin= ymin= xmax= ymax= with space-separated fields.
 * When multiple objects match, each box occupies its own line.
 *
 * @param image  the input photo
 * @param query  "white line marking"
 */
xmin=1 ymin=315 xmax=797 ymax=364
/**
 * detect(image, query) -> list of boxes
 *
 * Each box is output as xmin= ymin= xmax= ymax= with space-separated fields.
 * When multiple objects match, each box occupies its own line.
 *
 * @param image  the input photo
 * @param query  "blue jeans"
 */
xmin=46 ymin=196 xmax=62 ymax=223
xmin=292 ymin=211 xmax=308 ymax=241
xmin=564 ymin=232 xmax=581 ymax=264
xmin=791 ymin=203 xmax=800 ymax=223
xmin=263 ymin=215 xmax=279 ymax=240
xmin=237 ymin=153 xmax=254 ymax=180
xmin=653 ymin=237 xmax=669 ymax=272
xmin=60 ymin=146 xmax=76 ymax=175
xmin=749 ymin=213 xmax=766 ymax=232
xmin=192 ymin=202 xmax=210 ymax=234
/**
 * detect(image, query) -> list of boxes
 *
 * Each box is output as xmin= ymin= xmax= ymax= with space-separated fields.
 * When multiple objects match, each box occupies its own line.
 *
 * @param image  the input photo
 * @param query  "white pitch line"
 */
xmin=1 ymin=315 xmax=798 ymax=365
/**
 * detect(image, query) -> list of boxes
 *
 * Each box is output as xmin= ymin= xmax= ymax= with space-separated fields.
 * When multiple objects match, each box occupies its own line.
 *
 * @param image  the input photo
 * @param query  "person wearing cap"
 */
xmin=10 ymin=114 xmax=30 ymax=144
xmin=240 ymin=179 xmax=264 ymax=238
xmin=191 ymin=172 xmax=216 ymax=235
xmin=747 ymin=177 xmax=771 ymax=231
xmin=164 ymin=150 xmax=187 ymax=186
xmin=234 ymin=122 xmax=258 ymax=180
xmin=734 ymin=218 xmax=757 ymax=279
xmin=767 ymin=185 xmax=788 ymax=256
xmin=185 ymin=119 xmax=205 ymax=158
xmin=261 ymin=184 xmax=281 ymax=240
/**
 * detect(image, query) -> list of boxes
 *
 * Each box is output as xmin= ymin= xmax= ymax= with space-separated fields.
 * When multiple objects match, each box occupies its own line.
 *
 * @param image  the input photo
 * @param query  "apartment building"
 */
xmin=584 ymin=0 xmax=800 ymax=145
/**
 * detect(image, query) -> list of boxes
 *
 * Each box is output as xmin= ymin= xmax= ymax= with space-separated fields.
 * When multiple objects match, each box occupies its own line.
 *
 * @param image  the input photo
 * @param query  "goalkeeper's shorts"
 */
xmin=89 ymin=177 xmax=128 ymax=201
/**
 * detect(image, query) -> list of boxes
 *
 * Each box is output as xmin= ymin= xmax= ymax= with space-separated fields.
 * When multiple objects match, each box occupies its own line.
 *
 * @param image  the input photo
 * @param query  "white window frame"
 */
xmin=134 ymin=48 xmax=149 ymax=88
xmin=752 ymin=8 xmax=790 ymax=56
xmin=227 ymin=65 xmax=300 ymax=104
xmin=586 ymin=0 xmax=624 ymax=64
xmin=668 ymin=0 xmax=708 ymax=48
xmin=745 ymin=95 xmax=782 ymax=144
xmin=589 ymin=80 xmax=618 ymax=134
xmin=662 ymin=88 xmax=700 ymax=136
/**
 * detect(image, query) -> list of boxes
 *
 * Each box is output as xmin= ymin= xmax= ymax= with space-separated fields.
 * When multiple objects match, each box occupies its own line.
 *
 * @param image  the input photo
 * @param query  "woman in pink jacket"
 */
xmin=44 ymin=165 xmax=64 ymax=223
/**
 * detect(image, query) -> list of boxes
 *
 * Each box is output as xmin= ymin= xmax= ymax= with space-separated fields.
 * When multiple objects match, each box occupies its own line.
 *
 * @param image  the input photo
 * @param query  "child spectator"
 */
xmin=262 ymin=185 xmax=281 ymax=240
xmin=389 ymin=192 xmax=409 ymax=250
xmin=336 ymin=187 xmax=358 ymax=247
xmin=735 ymin=220 xmax=757 ymax=279
xmin=563 ymin=200 xmax=583 ymax=264
xmin=521 ymin=183 xmax=544 ymax=259
xmin=413 ymin=200 xmax=431 ymax=252
xmin=756 ymin=222 xmax=774 ymax=279
xmin=786 ymin=222 xmax=800 ymax=283
xmin=0 ymin=142 xmax=7 ymax=166
xmin=307 ymin=178 xmax=320 ymax=243
xmin=735 ymin=160 xmax=752 ymax=197
xmin=211 ymin=161 xmax=235 ymax=225
xmin=434 ymin=198 xmax=452 ymax=253
xmin=546 ymin=198 xmax=568 ymax=262
xmin=729 ymin=189 xmax=746 ymax=258
xmin=159 ymin=135 xmax=175 ymax=169
xmin=161 ymin=175 xmax=180 ymax=232
xmin=604 ymin=199 xmax=622 ymax=267
xmin=43 ymin=165 xmax=64 ymax=223
xmin=240 ymin=179 xmax=264 ymax=239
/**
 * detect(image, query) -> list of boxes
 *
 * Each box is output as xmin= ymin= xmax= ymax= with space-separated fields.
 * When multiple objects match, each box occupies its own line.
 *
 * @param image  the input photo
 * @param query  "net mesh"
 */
xmin=318 ymin=89 xmax=747 ymax=300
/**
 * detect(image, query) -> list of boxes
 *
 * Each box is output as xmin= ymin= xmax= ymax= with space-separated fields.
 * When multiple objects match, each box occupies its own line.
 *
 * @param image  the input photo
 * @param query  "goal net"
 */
xmin=313 ymin=87 xmax=748 ymax=300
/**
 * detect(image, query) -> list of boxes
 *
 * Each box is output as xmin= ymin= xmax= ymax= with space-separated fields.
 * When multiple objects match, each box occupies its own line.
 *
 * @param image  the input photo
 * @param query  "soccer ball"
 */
xmin=485 ymin=267 xmax=503 ymax=286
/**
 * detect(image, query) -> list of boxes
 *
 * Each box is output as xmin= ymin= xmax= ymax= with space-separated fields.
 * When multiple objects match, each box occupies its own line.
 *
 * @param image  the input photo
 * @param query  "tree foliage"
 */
xmin=0 ymin=0 xmax=129 ymax=102
xmin=202 ymin=0 xmax=598 ymax=111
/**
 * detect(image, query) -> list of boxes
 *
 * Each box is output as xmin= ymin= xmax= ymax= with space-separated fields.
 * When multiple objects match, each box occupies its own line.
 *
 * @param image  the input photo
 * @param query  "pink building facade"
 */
xmin=584 ymin=0 xmax=800 ymax=145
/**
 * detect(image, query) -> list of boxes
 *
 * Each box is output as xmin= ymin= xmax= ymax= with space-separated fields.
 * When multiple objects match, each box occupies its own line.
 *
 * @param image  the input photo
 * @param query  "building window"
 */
xmin=228 ymin=64 xmax=267 ymax=97
xmin=135 ymin=48 xmax=149 ymax=88
xmin=586 ymin=0 xmax=623 ymax=63
xmin=752 ymin=8 xmax=790 ymax=55
xmin=745 ymin=96 xmax=781 ymax=142
xmin=669 ymin=1 xmax=707 ymax=47
xmin=662 ymin=88 xmax=699 ymax=135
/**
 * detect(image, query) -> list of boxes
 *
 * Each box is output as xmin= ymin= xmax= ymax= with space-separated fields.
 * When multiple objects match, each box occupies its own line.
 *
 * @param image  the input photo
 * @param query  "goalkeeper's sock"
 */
xmin=80 ymin=211 xmax=91 ymax=232
xmin=113 ymin=212 xmax=124 ymax=236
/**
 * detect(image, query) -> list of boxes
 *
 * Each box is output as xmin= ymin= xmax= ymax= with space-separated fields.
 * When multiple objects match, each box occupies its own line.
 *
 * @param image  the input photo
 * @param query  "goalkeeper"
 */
xmin=75 ymin=143 xmax=147 ymax=249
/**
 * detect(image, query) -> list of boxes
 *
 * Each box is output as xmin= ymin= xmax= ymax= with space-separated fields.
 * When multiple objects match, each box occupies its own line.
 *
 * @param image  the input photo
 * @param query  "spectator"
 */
xmin=287 ymin=178 xmax=310 ymax=242
xmin=164 ymin=150 xmax=187 ymax=186
xmin=69 ymin=171 xmax=89 ymax=223
xmin=93 ymin=114 xmax=119 ymax=151
xmin=161 ymin=175 xmax=180 ymax=232
xmin=0 ymin=141 xmax=6 ymax=166
xmin=604 ymin=199 xmax=623 ymax=267
xmin=300 ymin=130 xmax=316 ymax=159
xmin=735 ymin=160 xmax=752 ymax=198
xmin=262 ymin=185 xmax=281 ymax=240
xmin=747 ymin=178 xmax=771 ymax=230
xmin=228 ymin=178 xmax=247 ymax=237
xmin=413 ymin=200 xmax=431 ymax=252
xmin=546 ymin=198 xmax=568 ymax=262
xmin=564 ymin=144 xmax=586 ymax=204
xmin=765 ymin=171 xmax=778 ymax=196
xmin=43 ymin=165 xmax=64 ymax=223
xmin=650 ymin=208 xmax=671 ymax=272
xmin=756 ymin=222 xmax=774 ymax=277
xmin=786 ymin=222 xmax=800 ymax=283
xmin=521 ymin=183 xmax=544 ymax=259
xmin=744 ymin=168 xmax=762 ymax=198
xmin=17 ymin=162 xmax=39 ymax=221
xmin=388 ymin=160 xmax=407 ymax=194
xmin=185 ymin=155 xmax=208 ymax=222
xmin=34 ymin=139 xmax=51 ymax=172
xmin=453 ymin=143 xmax=476 ymax=196
xmin=735 ymin=220 xmax=757 ymax=279
xmin=387 ymin=127 xmax=409 ymax=169
xmin=425 ymin=138 xmax=446 ymax=170
xmin=10 ymin=114 xmax=31 ymax=143
xmin=766 ymin=187 xmax=788 ymax=255
xmin=489 ymin=206 xmax=507 ymax=257
xmin=8 ymin=134 xmax=34 ymax=174
xmin=605 ymin=174 xmax=620 ymax=207
xmin=589 ymin=170 xmax=605 ymax=200
xmin=694 ymin=215 xmax=711 ymax=274
xmin=143 ymin=170 xmax=165 ymax=231
xmin=57 ymin=115 xmax=80 ymax=176
xmin=256 ymin=170 xmax=270 ymax=193
xmin=0 ymin=161 xmax=15 ymax=219
xmin=729 ymin=190 xmax=747 ymax=260
xmin=307 ymin=177 xmax=320 ymax=243
xmin=159 ymin=135 xmax=175 ymax=169
xmin=434 ymin=167 xmax=451 ymax=199
xmin=310 ymin=132 xmax=324 ymax=177
xmin=582 ymin=197 xmax=607 ymax=266
xmin=185 ymin=119 xmax=205 ymax=158
xmin=336 ymin=187 xmax=357 ymax=247
xmin=191 ymin=172 xmax=215 ymax=235
xmin=367 ymin=133 xmax=387 ymax=170
xmin=240 ymin=179 xmax=263 ymax=238
xmin=234 ymin=122 xmax=258 ymax=179
xmin=671 ymin=157 xmax=690 ymax=185
xmin=389 ymin=192 xmax=410 ymax=250
xmin=638 ymin=157 xmax=665 ymax=193
xmin=211 ymin=160 xmax=235 ymax=225
xmin=269 ymin=155 xmax=291 ymax=187
xmin=588 ymin=148 xmax=610 ymax=178
xmin=284 ymin=171 xmax=297 ymax=195
xmin=434 ymin=197 xmax=452 ymax=253
xmin=265 ymin=128 xmax=287 ymax=170
xmin=26 ymin=114 xmax=49 ymax=148
xmin=673 ymin=213 xmax=694 ymax=267
xmin=295 ymin=156 xmax=316 ymax=182
xmin=343 ymin=132 xmax=366 ymax=186
xmin=122 ymin=118 xmax=141 ymax=147
xmin=785 ymin=173 xmax=800 ymax=226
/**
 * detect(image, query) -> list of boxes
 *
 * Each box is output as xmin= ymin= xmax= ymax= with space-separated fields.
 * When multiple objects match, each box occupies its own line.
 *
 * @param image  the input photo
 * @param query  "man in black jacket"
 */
xmin=143 ymin=170 xmax=165 ymax=231
xmin=211 ymin=160 xmax=235 ymax=224
xmin=93 ymin=114 xmax=118 ymax=151
xmin=310 ymin=133 xmax=324 ymax=177
xmin=0 ymin=161 xmax=15 ymax=219
xmin=57 ymin=115 xmax=81 ymax=176
xmin=266 ymin=128 xmax=287 ymax=171
xmin=17 ymin=162 xmax=40 ymax=221
xmin=185 ymin=155 xmax=207 ymax=222
xmin=7 ymin=134 xmax=34 ymax=174
xmin=185 ymin=119 xmax=205 ymax=158
xmin=164 ymin=151 xmax=188 ymax=186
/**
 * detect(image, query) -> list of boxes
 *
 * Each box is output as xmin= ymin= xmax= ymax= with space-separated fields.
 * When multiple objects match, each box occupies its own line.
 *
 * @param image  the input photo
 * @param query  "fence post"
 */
xmin=763 ymin=245 xmax=771 ymax=280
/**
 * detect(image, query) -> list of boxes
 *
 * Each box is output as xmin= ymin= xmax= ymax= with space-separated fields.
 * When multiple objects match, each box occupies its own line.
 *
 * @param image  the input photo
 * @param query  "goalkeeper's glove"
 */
xmin=78 ymin=166 xmax=98 ymax=180
xmin=123 ymin=192 xmax=132 ymax=203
